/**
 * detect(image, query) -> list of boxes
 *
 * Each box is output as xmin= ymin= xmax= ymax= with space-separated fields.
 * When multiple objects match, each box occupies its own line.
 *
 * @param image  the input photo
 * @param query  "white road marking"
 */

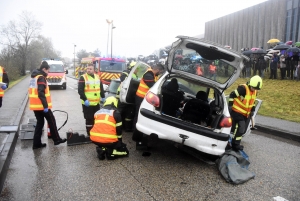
xmin=273 ymin=196 xmax=289 ymax=201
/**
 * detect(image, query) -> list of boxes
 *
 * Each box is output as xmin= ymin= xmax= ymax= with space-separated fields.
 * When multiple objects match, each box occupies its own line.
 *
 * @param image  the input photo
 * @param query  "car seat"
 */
xmin=181 ymin=91 xmax=210 ymax=125
xmin=161 ymin=79 xmax=183 ymax=117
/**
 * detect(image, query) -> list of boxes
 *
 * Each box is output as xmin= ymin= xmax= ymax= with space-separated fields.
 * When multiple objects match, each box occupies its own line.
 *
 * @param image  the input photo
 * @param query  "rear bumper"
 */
xmin=137 ymin=108 xmax=230 ymax=156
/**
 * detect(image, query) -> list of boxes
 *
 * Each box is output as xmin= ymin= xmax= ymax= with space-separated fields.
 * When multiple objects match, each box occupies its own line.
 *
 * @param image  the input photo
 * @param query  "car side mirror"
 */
xmin=65 ymin=69 xmax=68 ymax=74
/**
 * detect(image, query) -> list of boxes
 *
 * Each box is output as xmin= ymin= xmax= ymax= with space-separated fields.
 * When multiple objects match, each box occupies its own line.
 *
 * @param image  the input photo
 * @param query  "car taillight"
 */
xmin=219 ymin=116 xmax=232 ymax=127
xmin=145 ymin=92 xmax=160 ymax=107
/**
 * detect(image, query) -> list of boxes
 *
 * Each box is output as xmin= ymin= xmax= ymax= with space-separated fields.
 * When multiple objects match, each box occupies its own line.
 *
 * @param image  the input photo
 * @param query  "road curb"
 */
xmin=256 ymin=124 xmax=300 ymax=142
xmin=0 ymin=93 xmax=28 ymax=193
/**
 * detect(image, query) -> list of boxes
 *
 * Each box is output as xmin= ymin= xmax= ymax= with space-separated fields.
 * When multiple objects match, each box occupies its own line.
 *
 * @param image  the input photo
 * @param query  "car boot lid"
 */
xmin=167 ymin=36 xmax=249 ymax=90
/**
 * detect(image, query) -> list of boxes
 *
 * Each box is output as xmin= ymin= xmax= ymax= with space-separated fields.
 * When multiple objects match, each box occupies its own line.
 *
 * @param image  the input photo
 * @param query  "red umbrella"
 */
xmin=285 ymin=41 xmax=293 ymax=45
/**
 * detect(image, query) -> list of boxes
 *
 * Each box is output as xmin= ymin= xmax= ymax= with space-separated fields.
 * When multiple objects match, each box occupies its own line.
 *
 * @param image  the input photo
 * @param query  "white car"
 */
xmin=120 ymin=36 xmax=262 ymax=156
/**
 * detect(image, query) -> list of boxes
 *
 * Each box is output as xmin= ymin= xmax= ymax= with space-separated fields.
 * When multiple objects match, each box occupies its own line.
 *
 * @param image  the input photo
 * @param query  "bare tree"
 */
xmin=0 ymin=11 xmax=42 ymax=75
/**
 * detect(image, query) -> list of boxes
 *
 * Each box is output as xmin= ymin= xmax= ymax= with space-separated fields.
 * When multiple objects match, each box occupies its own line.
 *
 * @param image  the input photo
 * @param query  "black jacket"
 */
xmin=78 ymin=73 xmax=105 ymax=102
xmin=31 ymin=69 xmax=49 ymax=109
xmin=1 ymin=67 xmax=9 ymax=87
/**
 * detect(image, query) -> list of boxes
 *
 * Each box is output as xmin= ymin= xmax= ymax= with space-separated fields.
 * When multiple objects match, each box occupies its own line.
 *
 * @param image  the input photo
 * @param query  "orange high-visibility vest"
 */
xmin=0 ymin=66 xmax=4 ymax=97
xmin=196 ymin=66 xmax=203 ymax=76
xmin=232 ymin=84 xmax=256 ymax=117
xmin=90 ymin=109 xmax=121 ymax=144
xmin=209 ymin=65 xmax=216 ymax=73
xmin=81 ymin=73 xmax=101 ymax=106
xmin=136 ymin=69 xmax=158 ymax=98
xmin=28 ymin=75 xmax=52 ymax=110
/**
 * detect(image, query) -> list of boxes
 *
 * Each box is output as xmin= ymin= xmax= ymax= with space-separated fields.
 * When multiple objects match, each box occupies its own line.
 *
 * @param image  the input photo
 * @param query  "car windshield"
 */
xmin=172 ymin=48 xmax=237 ymax=84
xmin=163 ymin=78 xmax=205 ymax=97
xmin=100 ymin=61 xmax=125 ymax=72
xmin=108 ymin=80 xmax=120 ymax=94
xmin=49 ymin=64 xmax=64 ymax=73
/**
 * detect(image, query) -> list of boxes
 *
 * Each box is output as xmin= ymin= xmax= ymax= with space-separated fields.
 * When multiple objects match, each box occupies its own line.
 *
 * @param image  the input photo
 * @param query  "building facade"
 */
xmin=204 ymin=0 xmax=300 ymax=52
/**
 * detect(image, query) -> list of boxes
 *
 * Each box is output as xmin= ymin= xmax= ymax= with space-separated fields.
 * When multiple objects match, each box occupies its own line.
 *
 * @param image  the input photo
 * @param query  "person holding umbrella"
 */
xmin=270 ymin=52 xmax=279 ymax=79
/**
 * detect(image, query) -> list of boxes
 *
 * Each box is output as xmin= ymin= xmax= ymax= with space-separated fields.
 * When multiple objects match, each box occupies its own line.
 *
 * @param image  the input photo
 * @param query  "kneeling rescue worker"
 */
xmin=90 ymin=96 xmax=129 ymax=160
xmin=228 ymin=75 xmax=262 ymax=151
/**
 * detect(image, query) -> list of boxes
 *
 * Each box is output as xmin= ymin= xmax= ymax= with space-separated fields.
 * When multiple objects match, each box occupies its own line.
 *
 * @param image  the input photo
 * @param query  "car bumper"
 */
xmin=137 ymin=108 xmax=230 ymax=156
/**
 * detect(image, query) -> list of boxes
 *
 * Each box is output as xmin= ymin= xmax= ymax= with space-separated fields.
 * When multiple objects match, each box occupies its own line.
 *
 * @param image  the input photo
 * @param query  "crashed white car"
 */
xmin=120 ymin=36 xmax=262 ymax=156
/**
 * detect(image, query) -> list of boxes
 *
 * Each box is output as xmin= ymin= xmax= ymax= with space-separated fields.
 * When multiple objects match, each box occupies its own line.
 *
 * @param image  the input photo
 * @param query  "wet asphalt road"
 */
xmin=0 ymin=78 xmax=300 ymax=201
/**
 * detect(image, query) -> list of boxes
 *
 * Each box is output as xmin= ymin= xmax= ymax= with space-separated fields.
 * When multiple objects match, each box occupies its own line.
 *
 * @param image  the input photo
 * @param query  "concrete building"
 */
xmin=204 ymin=0 xmax=300 ymax=52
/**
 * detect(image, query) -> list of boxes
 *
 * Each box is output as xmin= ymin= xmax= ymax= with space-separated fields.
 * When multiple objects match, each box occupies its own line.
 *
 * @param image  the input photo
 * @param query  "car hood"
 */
xmin=167 ymin=36 xmax=249 ymax=90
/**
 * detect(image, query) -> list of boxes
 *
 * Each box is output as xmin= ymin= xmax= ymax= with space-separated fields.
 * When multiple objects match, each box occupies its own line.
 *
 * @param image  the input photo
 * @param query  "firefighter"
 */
xmin=0 ymin=65 xmax=9 ymax=108
xmin=116 ymin=61 xmax=137 ymax=131
xmin=90 ymin=96 xmax=129 ymax=160
xmin=29 ymin=61 xmax=67 ymax=149
xmin=78 ymin=63 xmax=105 ymax=136
xmin=228 ymin=75 xmax=262 ymax=151
xmin=132 ymin=63 xmax=164 ymax=142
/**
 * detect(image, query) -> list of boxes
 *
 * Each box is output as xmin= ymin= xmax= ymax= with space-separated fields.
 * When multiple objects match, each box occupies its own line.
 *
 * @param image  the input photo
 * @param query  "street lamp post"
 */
xmin=106 ymin=19 xmax=113 ymax=57
xmin=74 ymin=44 xmax=76 ymax=76
xmin=111 ymin=23 xmax=116 ymax=58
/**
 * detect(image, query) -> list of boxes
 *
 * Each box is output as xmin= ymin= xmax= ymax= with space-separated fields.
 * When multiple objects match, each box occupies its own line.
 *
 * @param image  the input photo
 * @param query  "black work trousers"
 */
xmin=118 ymin=101 xmax=135 ymax=131
xmin=82 ymin=104 xmax=100 ymax=135
xmin=230 ymin=111 xmax=248 ymax=144
xmin=33 ymin=109 xmax=61 ymax=146
xmin=0 ymin=97 xmax=2 ymax=108
xmin=132 ymin=96 xmax=144 ymax=142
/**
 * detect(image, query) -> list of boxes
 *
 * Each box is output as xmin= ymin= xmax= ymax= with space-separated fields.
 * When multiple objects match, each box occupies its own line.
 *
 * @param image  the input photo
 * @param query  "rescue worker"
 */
xmin=29 ymin=61 xmax=67 ymax=149
xmin=132 ymin=63 xmax=164 ymax=142
xmin=116 ymin=61 xmax=137 ymax=132
xmin=195 ymin=64 xmax=203 ymax=76
xmin=209 ymin=61 xmax=217 ymax=81
xmin=0 ymin=65 xmax=9 ymax=108
xmin=228 ymin=75 xmax=262 ymax=151
xmin=90 ymin=96 xmax=129 ymax=160
xmin=78 ymin=63 xmax=105 ymax=136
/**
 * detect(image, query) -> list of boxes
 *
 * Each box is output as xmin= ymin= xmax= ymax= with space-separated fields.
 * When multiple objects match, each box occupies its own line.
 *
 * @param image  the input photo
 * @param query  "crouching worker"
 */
xmin=90 ymin=96 xmax=129 ymax=160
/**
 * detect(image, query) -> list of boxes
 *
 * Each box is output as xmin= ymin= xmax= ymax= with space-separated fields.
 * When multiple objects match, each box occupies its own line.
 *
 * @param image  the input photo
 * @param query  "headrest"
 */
xmin=196 ymin=91 xmax=208 ymax=102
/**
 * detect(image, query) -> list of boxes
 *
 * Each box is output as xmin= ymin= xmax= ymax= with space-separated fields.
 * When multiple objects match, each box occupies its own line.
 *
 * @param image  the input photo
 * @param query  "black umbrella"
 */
xmin=252 ymin=49 xmax=267 ymax=54
xmin=273 ymin=44 xmax=291 ymax=50
xmin=286 ymin=47 xmax=300 ymax=53
xmin=242 ymin=50 xmax=253 ymax=56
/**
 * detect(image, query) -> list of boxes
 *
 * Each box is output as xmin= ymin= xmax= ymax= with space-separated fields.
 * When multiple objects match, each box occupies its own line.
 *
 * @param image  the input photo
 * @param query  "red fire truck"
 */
xmin=80 ymin=57 xmax=126 ymax=85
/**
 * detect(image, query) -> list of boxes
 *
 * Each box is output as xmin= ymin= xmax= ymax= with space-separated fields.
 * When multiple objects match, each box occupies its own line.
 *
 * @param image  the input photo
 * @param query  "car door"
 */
xmin=119 ymin=62 xmax=151 ymax=104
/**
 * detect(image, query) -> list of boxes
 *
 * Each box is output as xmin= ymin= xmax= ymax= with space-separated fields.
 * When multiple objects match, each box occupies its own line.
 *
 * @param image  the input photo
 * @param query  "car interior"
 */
xmin=160 ymin=77 xmax=225 ymax=129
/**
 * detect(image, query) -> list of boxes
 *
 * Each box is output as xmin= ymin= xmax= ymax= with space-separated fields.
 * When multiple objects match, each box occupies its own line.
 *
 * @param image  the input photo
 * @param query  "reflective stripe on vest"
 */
xmin=0 ymin=67 xmax=4 ymax=97
xmin=90 ymin=108 xmax=120 ymax=143
xmin=81 ymin=73 xmax=101 ymax=106
xmin=136 ymin=69 xmax=157 ymax=98
xmin=28 ymin=75 xmax=52 ymax=110
xmin=232 ymin=84 xmax=256 ymax=117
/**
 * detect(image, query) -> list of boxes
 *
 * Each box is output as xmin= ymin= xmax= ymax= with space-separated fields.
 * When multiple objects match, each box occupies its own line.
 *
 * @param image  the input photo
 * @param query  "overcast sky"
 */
xmin=0 ymin=0 xmax=268 ymax=59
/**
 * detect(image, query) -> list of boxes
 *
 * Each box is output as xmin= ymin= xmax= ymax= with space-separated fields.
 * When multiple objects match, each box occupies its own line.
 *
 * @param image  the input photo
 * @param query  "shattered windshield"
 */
xmin=49 ymin=64 xmax=64 ymax=73
xmin=172 ymin=48 xmax=237 ymax=84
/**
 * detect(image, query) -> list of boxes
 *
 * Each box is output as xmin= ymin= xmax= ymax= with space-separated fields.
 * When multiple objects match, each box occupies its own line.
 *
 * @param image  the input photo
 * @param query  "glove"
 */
xmin=1 ymin=85 xmax=7 ymax=90
xmin=101 ymin=98 xmax=106 ymax=103
xmin=84 ymin=100 xmax=90 ymax=107
xmin=43 ymin=108 xmax=48 ymax=113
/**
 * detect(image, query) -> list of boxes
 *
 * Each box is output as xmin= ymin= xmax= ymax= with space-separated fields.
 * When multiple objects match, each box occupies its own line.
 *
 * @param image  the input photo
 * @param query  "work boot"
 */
xmin=54 ymin=138 xmax=67 ymax=145
xmin=96 ymin=147 xmax=105 ymax=160
xmin=231 ymin=139 xmax=244 ymax=151
xmin=105 ymin=148 xmax=115 ymax=160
